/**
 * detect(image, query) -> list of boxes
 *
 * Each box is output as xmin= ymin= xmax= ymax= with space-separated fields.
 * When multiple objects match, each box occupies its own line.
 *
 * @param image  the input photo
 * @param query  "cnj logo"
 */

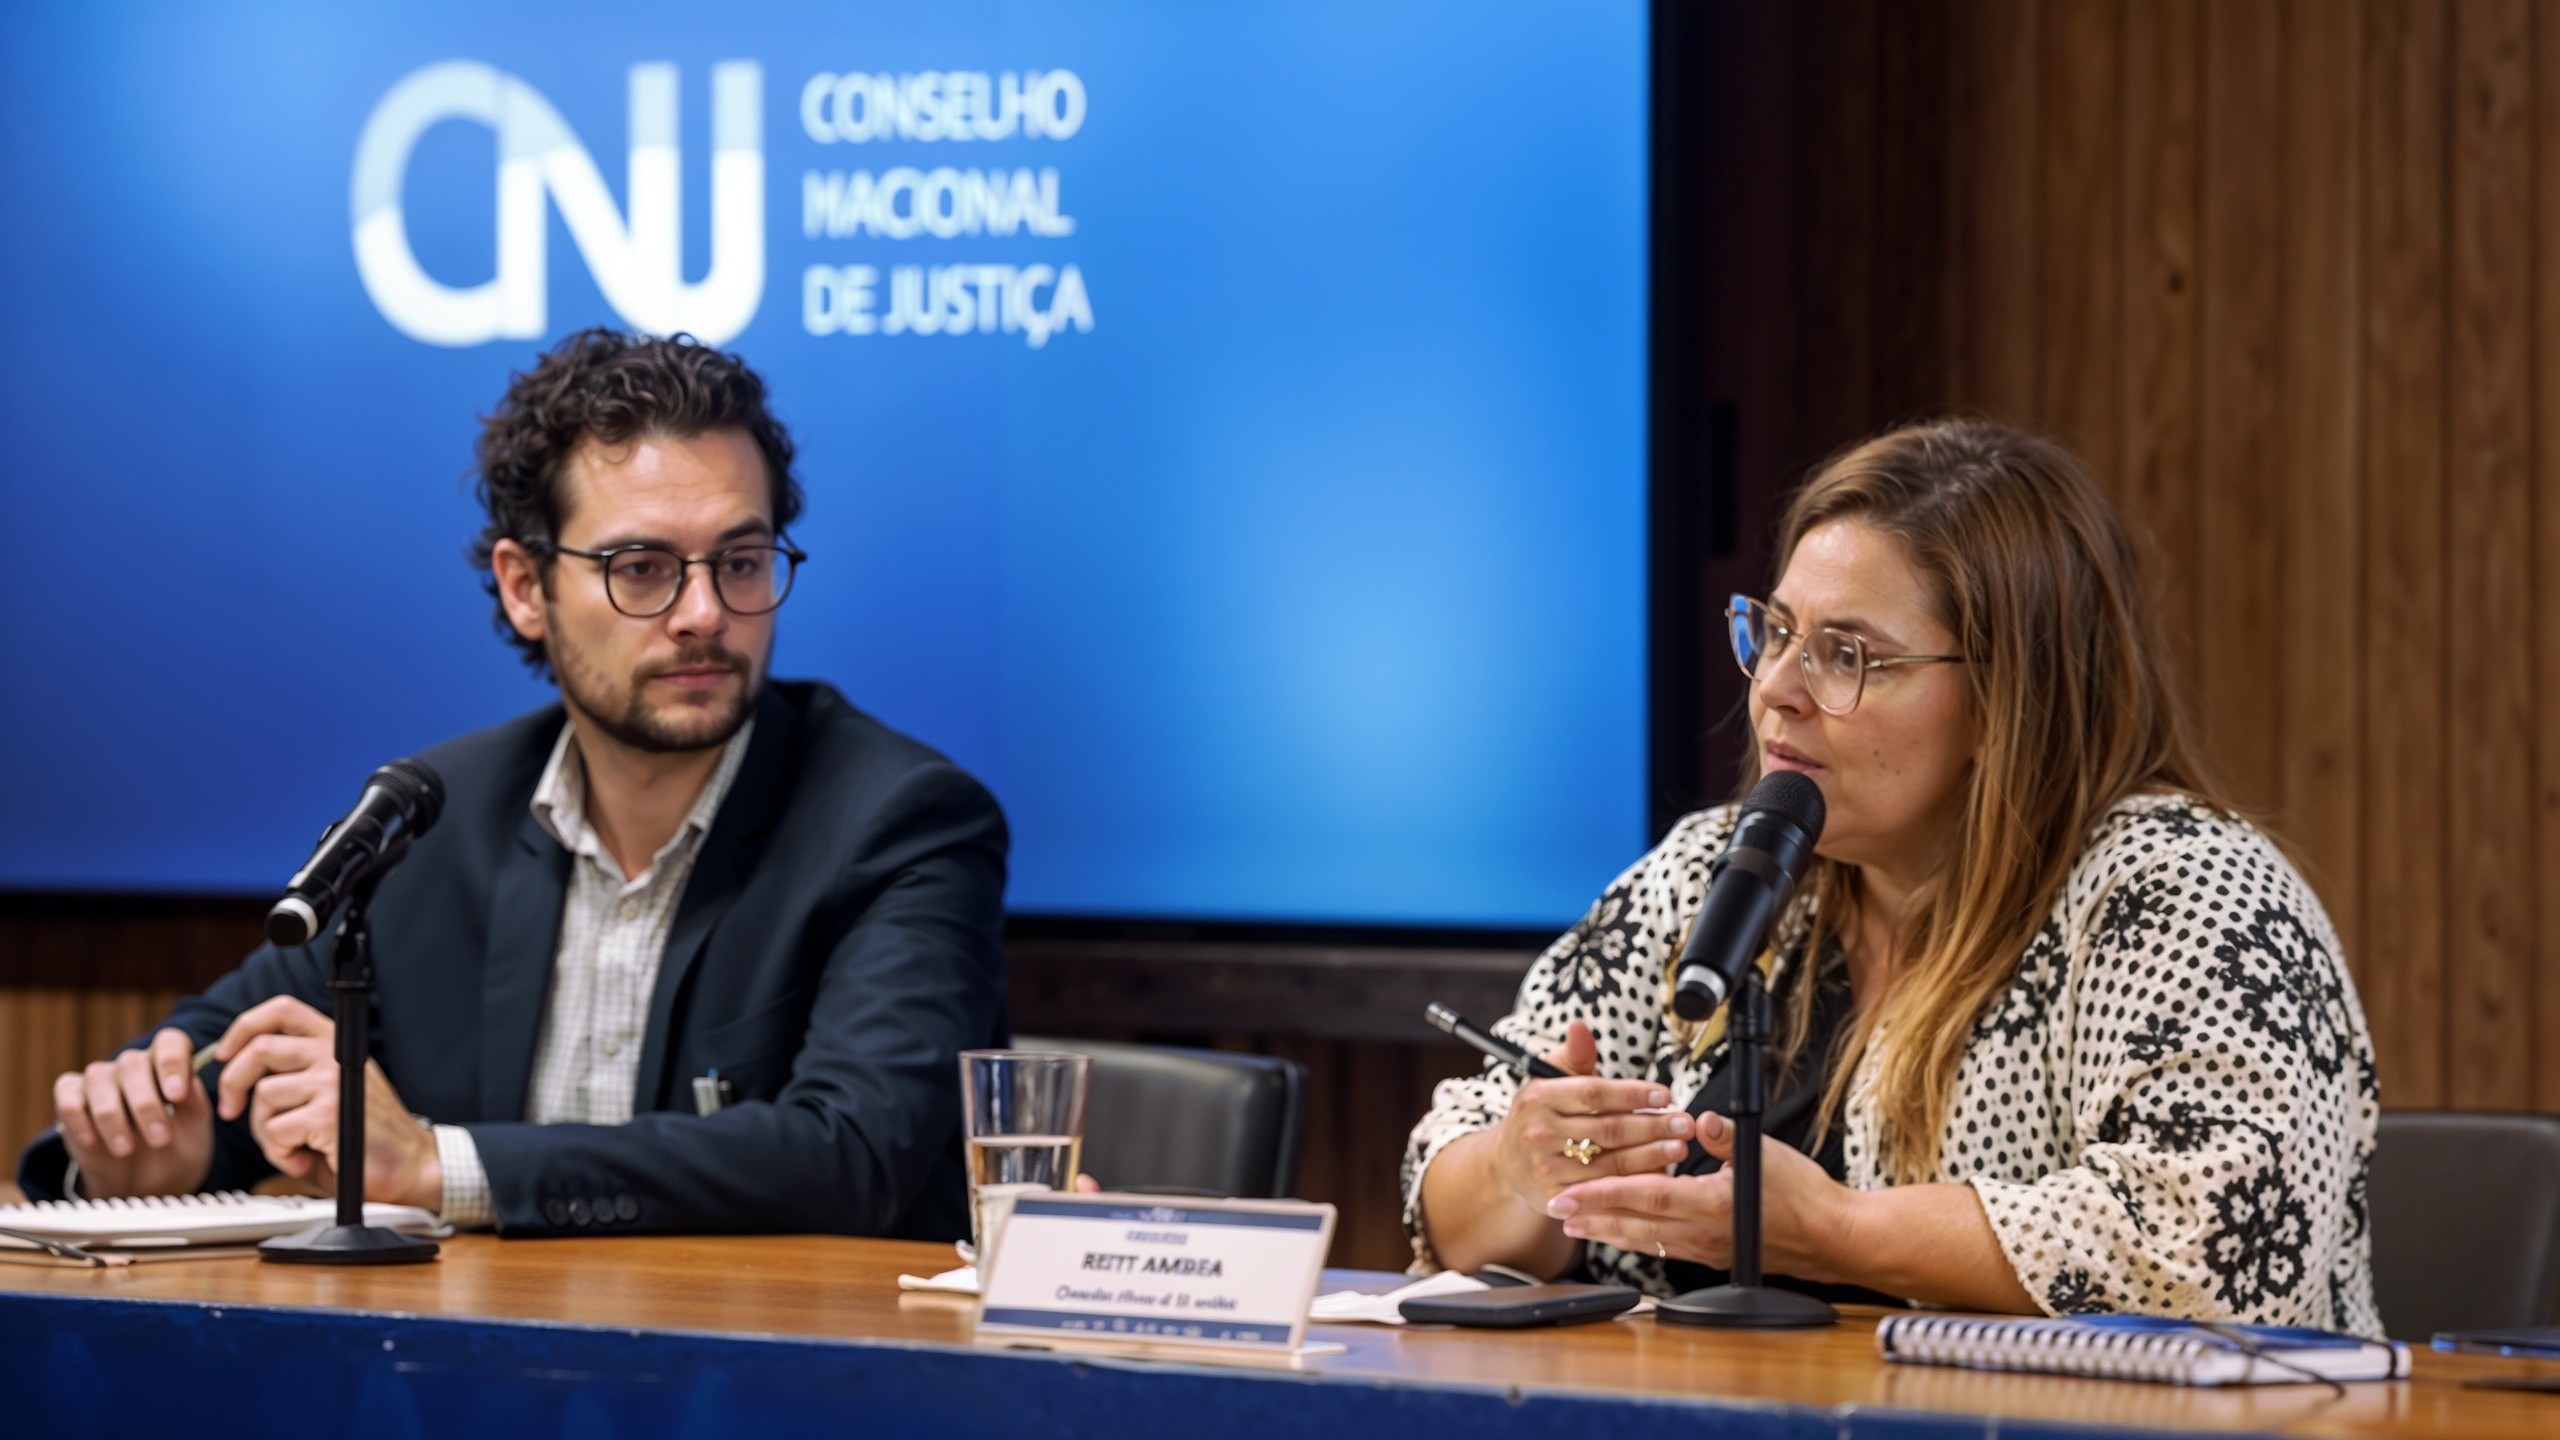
xmin=352 ymin=61 xmax=764 ymax=347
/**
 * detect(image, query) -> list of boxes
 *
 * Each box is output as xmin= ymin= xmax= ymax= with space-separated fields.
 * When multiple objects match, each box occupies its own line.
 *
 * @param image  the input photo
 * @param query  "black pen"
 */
xmin=1424 ymin=1002 xmax=1566 ymax=1079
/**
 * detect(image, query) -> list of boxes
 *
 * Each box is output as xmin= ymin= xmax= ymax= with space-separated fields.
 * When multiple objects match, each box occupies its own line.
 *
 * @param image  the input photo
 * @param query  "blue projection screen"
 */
xmin=0 ymin=3 xmax=1648 ymax=929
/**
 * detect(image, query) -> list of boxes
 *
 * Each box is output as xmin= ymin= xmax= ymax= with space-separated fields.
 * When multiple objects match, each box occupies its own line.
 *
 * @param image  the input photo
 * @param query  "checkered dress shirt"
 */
xmin=432 ymin=718 xmax=754 ymax=1228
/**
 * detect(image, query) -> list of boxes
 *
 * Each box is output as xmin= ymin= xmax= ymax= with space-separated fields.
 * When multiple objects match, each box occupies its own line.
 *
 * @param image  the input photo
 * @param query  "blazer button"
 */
xmin=544 ymin=1199 xmax=570 ymax=1226
xmin=614 ymin=1195 xmax=640 ymax=1222
xmin=567 ymin=1198 xmax=592 ymax=1226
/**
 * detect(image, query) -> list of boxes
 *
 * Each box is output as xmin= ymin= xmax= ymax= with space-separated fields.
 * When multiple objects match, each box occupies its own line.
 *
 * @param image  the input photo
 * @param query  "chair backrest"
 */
xmin=1014 ymin=1037 xmax=1306 ymax=1200
xmin=2370 ymin=1111 xmax=2560 ymax=1341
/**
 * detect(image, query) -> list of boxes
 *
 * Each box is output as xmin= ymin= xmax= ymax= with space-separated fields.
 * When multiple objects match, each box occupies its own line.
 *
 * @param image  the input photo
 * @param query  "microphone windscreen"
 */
xmin=1747 ymin=768 xmax=1826 ymax=838
xmin=373 ymin=757 xmax=447 ymax=832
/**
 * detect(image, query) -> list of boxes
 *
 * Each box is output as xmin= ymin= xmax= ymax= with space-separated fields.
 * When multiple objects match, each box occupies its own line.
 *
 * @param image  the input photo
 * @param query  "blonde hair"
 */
xmin=1708 ymin=418 xmax=2226 ymax=1182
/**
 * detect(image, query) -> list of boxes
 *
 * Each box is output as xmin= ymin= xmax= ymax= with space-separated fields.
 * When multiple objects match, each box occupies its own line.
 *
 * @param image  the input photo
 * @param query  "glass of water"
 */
xmin=959 ymin=1049 xmax=1090 ymax=1265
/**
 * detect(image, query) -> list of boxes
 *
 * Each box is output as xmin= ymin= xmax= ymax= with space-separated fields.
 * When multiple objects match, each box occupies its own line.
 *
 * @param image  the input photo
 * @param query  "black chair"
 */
xmin=1014 ymin=1037 xmax=1306 ymax=1199
xmin=2369 ymin=1111 xmax=2560 ymax=1341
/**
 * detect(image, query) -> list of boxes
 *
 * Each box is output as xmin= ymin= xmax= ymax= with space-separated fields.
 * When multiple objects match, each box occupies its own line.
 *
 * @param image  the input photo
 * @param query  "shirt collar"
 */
xmin=530 ymin=714 xmax=757 ymax=891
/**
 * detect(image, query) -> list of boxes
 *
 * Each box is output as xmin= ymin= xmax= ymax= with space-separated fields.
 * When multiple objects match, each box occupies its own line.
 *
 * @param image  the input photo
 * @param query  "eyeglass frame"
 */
xmin=526 ymin=536 xmax=809 ymax=618
xmin=1725 ymin=593 xmax=1965 ymax=715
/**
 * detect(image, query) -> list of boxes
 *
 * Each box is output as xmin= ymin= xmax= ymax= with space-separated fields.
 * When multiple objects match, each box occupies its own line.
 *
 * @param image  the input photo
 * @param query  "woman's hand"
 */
xmin=1491 ymin=1021 xmax=1696 ymax=1212
xmin=1544 ymin=1111 xmax=1857 ymax=1281
xmin=1415 ymin=1020 xmax=1697 ymax=1277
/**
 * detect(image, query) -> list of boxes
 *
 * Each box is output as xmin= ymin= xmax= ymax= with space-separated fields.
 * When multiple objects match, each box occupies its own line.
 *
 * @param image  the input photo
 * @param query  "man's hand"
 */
xmin=51 ymin=1027 xmax=215 ymax=1197
xmin=210 ymin=996 xmax=443 ymax=1211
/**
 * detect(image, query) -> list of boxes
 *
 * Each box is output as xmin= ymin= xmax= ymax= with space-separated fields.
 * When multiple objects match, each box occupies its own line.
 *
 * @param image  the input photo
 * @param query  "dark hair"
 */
xmin=469 ymin=328 xmax=805 ymax=675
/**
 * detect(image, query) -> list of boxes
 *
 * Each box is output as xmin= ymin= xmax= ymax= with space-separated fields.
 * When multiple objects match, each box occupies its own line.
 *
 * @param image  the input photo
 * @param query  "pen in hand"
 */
xmin=1424 ymin=1002 xmax=1568 ymax=1079
xmin=151 ymin=1044 xmax=223 ymax=1117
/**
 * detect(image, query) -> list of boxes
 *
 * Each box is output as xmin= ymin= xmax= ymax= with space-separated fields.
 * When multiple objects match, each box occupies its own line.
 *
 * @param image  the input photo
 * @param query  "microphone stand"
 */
xmin=259 ymin=856 xmax=439 ymax=1265
xmin=1656 ymin=964 xmax=1835 ymax=1328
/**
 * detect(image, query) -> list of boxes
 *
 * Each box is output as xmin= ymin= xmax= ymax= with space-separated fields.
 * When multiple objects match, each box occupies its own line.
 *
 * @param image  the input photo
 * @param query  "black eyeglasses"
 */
xmin=530 ymin=538 xmax=806 ymax=618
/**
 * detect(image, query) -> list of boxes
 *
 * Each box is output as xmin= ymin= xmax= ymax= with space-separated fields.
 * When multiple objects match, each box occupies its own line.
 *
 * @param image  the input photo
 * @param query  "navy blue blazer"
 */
xmin=16 ymin=680 xmax=1008 ymax=1240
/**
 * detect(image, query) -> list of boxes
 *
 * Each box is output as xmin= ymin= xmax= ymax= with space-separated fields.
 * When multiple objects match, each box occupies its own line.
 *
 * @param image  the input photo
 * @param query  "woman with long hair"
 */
xmin=1405 ymin=419 xmax=2379 ymax=1331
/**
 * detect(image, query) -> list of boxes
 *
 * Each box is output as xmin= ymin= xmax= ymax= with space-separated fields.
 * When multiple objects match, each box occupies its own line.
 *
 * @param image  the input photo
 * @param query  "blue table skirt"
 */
xmin=0 ymin=1291 xmax=2224 ymax=1440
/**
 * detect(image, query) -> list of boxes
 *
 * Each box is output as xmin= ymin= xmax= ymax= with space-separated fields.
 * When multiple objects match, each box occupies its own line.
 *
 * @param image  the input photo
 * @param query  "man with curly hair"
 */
xmin=22 ymin=329 xmax=1008 ymax=1240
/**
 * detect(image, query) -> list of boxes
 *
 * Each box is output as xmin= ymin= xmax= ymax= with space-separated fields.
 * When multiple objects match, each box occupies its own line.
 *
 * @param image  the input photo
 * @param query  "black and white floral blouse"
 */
xmin=1402 ymin=793 xmax=2384 ymax=1336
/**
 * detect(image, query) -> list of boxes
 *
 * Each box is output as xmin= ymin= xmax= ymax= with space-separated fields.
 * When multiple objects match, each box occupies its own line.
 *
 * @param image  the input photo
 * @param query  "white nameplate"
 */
xmin=975 ymin=1192 xmax=1336 ymax=1356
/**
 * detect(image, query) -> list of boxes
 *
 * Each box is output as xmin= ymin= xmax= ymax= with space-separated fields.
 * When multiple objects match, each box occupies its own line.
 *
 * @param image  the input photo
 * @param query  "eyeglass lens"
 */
xmin=1726 ymin=597 xmax=1866 ymax=714
xmin=603 ymin=547 xmax=797 ymax=617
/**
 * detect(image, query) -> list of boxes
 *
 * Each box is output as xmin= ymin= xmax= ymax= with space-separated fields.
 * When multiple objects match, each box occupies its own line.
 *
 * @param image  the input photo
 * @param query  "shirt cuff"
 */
xmin=433 ymin=1125 xmax=494 ymax=1229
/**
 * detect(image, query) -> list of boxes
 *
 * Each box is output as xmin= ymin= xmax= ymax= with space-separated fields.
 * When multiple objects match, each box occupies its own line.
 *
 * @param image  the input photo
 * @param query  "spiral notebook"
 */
xmin=0 ymin=1190 xmax=447 ymax=1258
xmin=1876 ymin=1313 xmax=2410 ymax=1387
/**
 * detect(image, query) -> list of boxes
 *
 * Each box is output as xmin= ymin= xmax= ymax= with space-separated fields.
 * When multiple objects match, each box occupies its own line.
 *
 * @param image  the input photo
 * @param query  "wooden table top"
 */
xmin=1 ymin=1234 xmax=2554 ymax=1438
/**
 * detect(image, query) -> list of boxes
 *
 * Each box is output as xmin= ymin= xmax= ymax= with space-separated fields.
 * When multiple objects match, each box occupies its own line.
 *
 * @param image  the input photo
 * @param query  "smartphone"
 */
xmin=1399 ymin=1283 xmax=1642 ymax=1328
xmin=2433 ymin=1326 xmax=2560 ymax=1359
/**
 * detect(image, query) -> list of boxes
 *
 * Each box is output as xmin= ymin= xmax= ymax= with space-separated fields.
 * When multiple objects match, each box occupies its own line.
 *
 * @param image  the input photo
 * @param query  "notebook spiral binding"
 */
xmin=1879 ymin=1315 xmax=2233 ymax=1385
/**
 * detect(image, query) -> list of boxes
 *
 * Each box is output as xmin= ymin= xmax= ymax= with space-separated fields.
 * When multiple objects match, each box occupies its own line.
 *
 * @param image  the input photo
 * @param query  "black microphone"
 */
xmin=266 ymin=759 xmax=445 ymax=947
xmin=1670 ymin=770 xmax=1826 ymax=1022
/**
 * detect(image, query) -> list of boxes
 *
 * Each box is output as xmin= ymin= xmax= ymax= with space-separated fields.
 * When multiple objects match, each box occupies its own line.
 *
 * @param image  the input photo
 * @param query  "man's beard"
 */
xmin=550 ymin=635 xmax=762 ymax=754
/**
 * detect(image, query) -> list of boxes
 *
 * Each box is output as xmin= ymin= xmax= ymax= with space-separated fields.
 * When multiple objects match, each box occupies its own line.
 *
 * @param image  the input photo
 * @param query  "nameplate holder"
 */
xmin=974 ymin=1191 xmax=1337 ymax=1364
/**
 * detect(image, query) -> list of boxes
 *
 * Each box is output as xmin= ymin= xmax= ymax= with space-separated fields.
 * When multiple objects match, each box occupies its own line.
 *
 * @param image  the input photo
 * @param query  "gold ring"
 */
xmin=1562 ymin=1137 xmax=1599 ymax=1165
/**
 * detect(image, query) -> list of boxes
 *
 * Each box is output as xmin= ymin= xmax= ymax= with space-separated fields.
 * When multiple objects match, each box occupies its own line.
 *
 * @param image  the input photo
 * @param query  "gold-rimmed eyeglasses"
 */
xmin=1725 ymin=594 xmax=1965 ymax=715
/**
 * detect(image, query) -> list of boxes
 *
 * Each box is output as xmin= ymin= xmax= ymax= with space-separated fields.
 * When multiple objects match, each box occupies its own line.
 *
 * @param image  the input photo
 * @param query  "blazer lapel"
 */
xmin=480 ymin=809 xmax=568 ymax=1122
xmin=635 ymin=689 xmax=798 ymax=1111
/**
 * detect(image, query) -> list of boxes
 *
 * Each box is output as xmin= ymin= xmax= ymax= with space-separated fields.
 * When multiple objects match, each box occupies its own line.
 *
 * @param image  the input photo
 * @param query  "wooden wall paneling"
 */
xmin=2360 ymin=0 xmax=2453 ymax=1109
xmin=0 ymin=986 xmax=21 ymax=1161
xmin=2538 ymin=0 xmax=2560 ymax=1111
xmin=77 ymin=989 xmax=136 ymax=1067
xmin=2278 ymin=0 xmax=2366 ymax=978
xmin=1256 ymin=1035 xmax=1336 ymax=1220
xmin=1872 ymin=0 xmax=1961 ymax=423
xmin=2035 ymin=0 xmax=2124 ymax=479
xmin=1007 ymin=940 xmax=1533 ymax=1044
xmin=119 ymin=993 xmax=186 ymax=1062
xmin=0 ymin=899 xmax=267 ymax=1175
xmin=2445 ymin=0 xmax=2538 ymax=1110
xmin=1 ymin=914 xmax=26 ymax=1153
xmin=2117 ymin=0 xmax=2205 ymax=710
xmin=2197 ymin=0 xmax=2287 ymax=814
xmin=3 ymin=914 xmax=83 ymax=1165
xmin=1788 ymin=0 xmax=1883 ymax=461
xmin=2 ymin=990 xmax=79 ymax=1171
xmin=1695 ymin=0 xmax=1792 ymax=778
xmin=1958 ymin=0 xmax=2042 ymax=420
xmin=1334 ymin=1041 xmax=1421 ymax=1272
xmin=1711 ymin=0 xmax=1792 ymax=510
